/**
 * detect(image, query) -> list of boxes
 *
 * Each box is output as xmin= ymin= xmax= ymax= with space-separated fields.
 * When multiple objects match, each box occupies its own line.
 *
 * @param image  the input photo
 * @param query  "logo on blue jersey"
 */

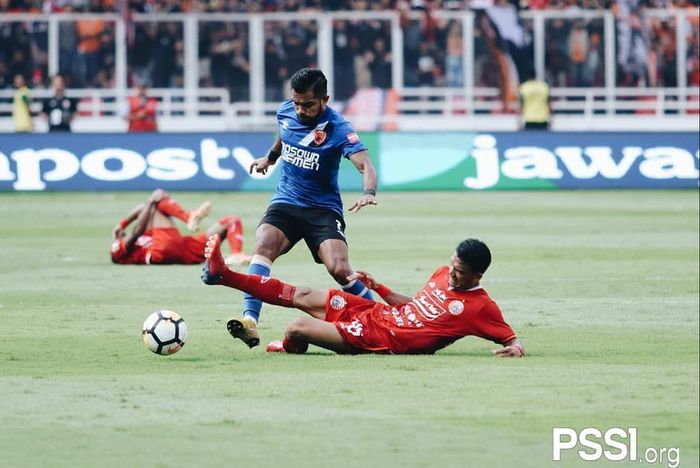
xmin=281 ymin=142 xmax=320 ymax=171
xmin=298 ymin=121 xmax=329 ymax=147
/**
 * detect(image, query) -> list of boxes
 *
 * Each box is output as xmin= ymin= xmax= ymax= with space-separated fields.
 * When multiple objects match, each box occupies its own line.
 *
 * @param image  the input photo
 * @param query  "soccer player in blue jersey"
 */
xmin=226 ymin=68 xmax=378 ymax=348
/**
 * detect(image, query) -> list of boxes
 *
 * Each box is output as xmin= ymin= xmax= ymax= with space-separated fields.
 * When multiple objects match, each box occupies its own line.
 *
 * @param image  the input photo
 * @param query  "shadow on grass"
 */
xmin=275 ymin=350 xmax=534 ymax=358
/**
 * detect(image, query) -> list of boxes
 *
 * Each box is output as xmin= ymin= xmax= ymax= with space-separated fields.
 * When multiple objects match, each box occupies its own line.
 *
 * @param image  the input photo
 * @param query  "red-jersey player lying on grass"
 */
xmin=111 ymin=189 xmax=251 ymax=266
xmin=202 ymin=234 xmax=524 ymax=357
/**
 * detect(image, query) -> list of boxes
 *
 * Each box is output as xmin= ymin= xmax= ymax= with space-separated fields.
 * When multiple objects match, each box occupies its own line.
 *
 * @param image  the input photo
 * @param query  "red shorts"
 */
xmin=149 ymin=228 xmax=207 ymax=264
xmin=324 ymin=290 xmax=392 ymax=354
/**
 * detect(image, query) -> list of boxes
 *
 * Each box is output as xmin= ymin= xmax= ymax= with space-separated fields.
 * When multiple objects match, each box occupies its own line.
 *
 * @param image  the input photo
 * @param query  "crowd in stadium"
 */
xmin=1 ymin=0 xmax=699 ymax=13
xmin=0 ymin=0 xmax=698 ymax=99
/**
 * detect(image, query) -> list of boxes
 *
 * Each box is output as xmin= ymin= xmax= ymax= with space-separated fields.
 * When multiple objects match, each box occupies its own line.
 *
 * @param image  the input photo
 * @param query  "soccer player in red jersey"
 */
xmin=111 ymin=189 xmax=251 ymax=266
xmin=202 ymin=234 xmax=524 ymax=357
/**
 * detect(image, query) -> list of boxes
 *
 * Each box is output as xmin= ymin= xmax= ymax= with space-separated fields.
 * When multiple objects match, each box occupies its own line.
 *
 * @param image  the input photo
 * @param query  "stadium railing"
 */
xmin=229 ymin=86 xmax=699 ymax=132
xmin=0 ymin=9 xmax=698 ymax=132
xmin=2 ymin=86 xmax=696 ymax=132
xmin=0 ymin=88 xmax=231 ymax=132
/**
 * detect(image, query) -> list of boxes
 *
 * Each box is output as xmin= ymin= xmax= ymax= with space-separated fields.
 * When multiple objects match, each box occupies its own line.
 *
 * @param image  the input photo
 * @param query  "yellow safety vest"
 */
xmin=519 ymin=80 xmax=550 ymax=123
xmin=13 ymin=86 xmax=32 ymax=132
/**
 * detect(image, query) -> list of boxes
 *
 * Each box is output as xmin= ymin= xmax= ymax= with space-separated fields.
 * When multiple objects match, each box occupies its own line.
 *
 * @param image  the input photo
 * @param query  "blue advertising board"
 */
xmin=0 ymin=133 xmax=275 ymax=191
xmin=0 ymin=132 xmax=697 ymax=191
xmin=378 ymin=132 xmax=699 ymax=190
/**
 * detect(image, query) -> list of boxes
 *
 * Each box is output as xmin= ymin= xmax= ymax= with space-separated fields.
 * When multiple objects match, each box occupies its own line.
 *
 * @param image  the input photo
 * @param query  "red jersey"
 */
xmin=111 ymin=232 xmax=152 ymax=264
xmin=325 ymin=266 xmax=516 ymax=354
xmin=111 ymin=228 xmax=207 ymax=264
xmin=127 ymin=95 xmax=158 ymax=132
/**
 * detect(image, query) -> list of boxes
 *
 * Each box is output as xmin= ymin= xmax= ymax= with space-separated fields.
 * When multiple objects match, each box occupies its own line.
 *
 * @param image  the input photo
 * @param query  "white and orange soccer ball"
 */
xmin=142 ymin=310 xmax=188 ymax=355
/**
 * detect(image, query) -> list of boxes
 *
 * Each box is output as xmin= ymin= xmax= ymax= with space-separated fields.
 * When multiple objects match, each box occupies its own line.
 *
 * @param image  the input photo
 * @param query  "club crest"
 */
xmin=330 ymin=294 xmax=346 ymax=310
xmin=448 ymin=300 xmax=464 ymax=315
xmin=314 ymin=129 xmax=327 ymax=145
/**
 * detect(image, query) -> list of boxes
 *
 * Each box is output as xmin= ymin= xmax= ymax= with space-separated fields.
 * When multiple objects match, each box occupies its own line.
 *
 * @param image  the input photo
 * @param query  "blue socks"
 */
xmin=242 ymin=258 xmax=271 ymax=323
xmin=343 ymin=279 xmax=373 ymax=300
xmin=243 ymin=261 xmax=373 ymax=323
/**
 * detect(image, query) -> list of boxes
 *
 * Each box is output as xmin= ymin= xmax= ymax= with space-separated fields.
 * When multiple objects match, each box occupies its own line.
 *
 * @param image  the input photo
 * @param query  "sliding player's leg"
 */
xmin=203 ymin=234 xmax=326 ymax=310
xmin=203 ymin=234 xmax=330 ymax=349
xmin=266 ymin=316 xmax=346 ymax=354
xmin=266 ymin=285 xmax=347 ymax=354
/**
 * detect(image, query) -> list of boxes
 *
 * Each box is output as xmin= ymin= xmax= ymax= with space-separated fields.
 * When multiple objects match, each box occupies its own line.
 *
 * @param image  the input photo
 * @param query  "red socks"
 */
xmin=219 ymin=269 xmax=296 ymax=308
xmin=156 ymin=197 xmax=190 ymax=223
xmin=219 ymin=215 xmax=244 ymax=253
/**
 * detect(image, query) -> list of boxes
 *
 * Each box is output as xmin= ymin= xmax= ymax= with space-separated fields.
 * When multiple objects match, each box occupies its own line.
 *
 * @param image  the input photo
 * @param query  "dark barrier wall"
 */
xmin=0 ymin=132 xmax=697 ymax=191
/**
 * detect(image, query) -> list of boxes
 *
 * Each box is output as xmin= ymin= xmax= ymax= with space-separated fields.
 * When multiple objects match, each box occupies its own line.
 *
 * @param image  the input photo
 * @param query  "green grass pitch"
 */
xmin=0 ymin=190 xmax=697 ymax=468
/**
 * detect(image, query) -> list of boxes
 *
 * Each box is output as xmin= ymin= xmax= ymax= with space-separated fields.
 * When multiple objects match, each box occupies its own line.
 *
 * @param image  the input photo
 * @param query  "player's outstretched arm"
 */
xmin=347 ymin=270 xmax=412 ymax=306
xmin=250 ymin=135 xmax=282 ymax=175
xmin=347 ymin=151 xmax=378 ymax=213
xmin=492 ymin=338 xmax=525 ymax=358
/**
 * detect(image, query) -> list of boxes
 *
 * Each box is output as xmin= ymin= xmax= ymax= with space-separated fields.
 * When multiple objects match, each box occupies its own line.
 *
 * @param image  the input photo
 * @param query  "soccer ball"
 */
xmin=142 ymin=310 xmax=188 ymax=355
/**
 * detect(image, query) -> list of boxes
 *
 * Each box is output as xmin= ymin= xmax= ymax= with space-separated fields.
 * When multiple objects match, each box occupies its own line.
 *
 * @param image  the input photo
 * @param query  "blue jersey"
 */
xmin=270 ymin=99 xmax=366 ymax=215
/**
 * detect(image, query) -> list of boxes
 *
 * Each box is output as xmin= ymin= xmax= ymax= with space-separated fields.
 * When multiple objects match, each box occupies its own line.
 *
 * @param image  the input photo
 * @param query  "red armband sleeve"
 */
xmin=374 ymin=283 xmax=391 ymax=299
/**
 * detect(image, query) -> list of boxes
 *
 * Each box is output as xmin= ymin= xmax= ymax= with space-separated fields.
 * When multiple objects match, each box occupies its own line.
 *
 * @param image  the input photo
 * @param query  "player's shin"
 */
xmin=242 ymin=258 xmax=271 ymax=322
xmin=219 ymin=269 xmax=296 ymax=308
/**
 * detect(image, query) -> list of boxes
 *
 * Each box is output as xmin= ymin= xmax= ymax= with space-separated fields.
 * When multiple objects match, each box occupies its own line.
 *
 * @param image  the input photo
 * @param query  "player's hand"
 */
xmin=347 ymin=270 xmax=378 ymax=289
xmin=250 ymin=156 xmax=273 ymax=175
xmin=112 ymin=225 xmax=124 ymax=240
xmin=347 ymin=194 xmax=377 ymax=213
xmin=492 ymin=345 xmax=524 ymax=358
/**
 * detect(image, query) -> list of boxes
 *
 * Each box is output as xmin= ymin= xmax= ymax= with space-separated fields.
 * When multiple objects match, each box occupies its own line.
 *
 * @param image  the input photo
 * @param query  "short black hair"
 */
xmin=290 ymin=68 xmax=327 ymax=98
xmin=456 ymin=238 xmax=492 ymax=274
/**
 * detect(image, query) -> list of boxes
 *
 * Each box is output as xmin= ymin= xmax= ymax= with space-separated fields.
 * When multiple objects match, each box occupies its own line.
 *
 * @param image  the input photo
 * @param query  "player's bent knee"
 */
xmin=293 ymin=287 xmax=314 ymax=303
xmin=285 ymin=316 xmax=314 ymax=340
xmin=326 ymin=261 xmax=353 ymax=284
xmin=292 ymin=287 xmax=328 ymax=318
xmin=253 ymin=238 xmax=281 ymax=258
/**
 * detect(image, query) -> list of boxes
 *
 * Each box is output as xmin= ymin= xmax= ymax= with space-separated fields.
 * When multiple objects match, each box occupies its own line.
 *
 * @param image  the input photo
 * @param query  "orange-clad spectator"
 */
xmin=76 ymin=18 xmax=105 ymax=86
xmin=126 ymin=83 xmax=158 ymax=132
xmin=76 ymin=19 xmax=104 ymax=54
